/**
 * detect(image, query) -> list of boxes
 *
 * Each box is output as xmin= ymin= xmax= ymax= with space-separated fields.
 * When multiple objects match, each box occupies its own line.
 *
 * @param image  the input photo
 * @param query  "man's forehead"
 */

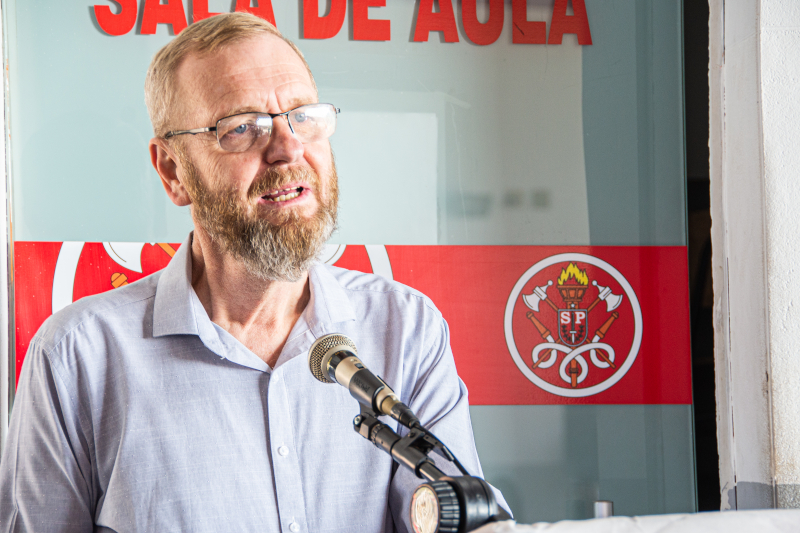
xmin=173 ymin=35 xmax=316 ymax=124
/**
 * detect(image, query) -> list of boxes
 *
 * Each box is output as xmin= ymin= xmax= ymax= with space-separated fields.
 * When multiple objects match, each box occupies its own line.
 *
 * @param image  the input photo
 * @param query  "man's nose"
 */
xmin=264 ymin=115 xmax=304 ymax=165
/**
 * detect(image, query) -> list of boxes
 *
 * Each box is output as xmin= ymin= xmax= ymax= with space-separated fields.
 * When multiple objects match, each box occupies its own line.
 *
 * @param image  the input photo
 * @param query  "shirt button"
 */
xmin=278 ymin=445 xmax=289 ymax=456
xmin=289 ymin=521 xmax=300 ymax=532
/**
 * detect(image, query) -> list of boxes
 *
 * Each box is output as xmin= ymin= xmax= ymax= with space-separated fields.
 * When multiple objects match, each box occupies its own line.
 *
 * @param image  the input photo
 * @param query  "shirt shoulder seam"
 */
xmin=39 ymin=293 xmax=157 ymax=357
xmin=45 ymin=348 xmax=97 ymax=474
xmin=340 ymin=285 xmax=440 ymax=313
xmin=8 ymin=506 xmax=19 ymax=529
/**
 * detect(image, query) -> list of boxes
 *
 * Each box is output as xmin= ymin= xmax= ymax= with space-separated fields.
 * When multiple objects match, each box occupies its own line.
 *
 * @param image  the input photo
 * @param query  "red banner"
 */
xmin=13 ymin=243 xmax=691 ymax=405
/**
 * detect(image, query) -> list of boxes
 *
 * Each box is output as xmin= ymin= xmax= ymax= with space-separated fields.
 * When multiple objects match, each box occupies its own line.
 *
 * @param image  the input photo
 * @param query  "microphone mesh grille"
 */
xmin=308 ymin=333 xmax=358 ymax=384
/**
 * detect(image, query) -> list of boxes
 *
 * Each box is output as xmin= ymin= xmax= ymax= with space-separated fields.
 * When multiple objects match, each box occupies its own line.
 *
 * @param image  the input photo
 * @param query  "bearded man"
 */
xmin=0 ymin=13 xmax=506 ymax=533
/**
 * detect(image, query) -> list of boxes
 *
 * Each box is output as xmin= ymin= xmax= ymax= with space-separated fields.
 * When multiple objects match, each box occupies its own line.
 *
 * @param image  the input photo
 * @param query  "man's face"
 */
xmin=170 ymin=35 xmax=338 ymax=281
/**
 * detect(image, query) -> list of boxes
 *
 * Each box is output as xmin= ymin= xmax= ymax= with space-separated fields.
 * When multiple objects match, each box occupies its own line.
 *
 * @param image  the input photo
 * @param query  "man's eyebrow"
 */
xmin=220 ymin=98 xmax=318 ymax=120
xmin=283 ymin=96 xmax=317 ymax=109
xmin=221 ymin=107 xmax=262 ymax=118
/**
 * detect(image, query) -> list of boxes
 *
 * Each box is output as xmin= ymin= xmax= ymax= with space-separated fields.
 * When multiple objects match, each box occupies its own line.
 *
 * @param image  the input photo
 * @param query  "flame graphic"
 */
xmin=557 ymin=263 xmax=589 ymax=286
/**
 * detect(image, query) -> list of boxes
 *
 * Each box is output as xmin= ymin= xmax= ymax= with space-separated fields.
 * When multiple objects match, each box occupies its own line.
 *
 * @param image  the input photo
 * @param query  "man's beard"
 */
xmin=180 ymin=154 xmax=338 ymax=282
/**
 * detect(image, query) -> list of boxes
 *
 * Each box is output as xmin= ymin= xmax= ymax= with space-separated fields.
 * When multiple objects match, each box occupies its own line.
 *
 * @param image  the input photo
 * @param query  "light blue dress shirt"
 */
xmin=0 ymin=234 xmax=505 ymax=532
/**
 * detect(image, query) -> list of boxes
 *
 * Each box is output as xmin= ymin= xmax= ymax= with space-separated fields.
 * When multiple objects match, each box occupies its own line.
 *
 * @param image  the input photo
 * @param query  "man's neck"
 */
xmin=189 ymin=230 xmax=311 ymax=368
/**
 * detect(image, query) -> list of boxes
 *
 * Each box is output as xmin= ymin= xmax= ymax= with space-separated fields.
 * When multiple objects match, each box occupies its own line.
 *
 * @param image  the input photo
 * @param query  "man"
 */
xmin=0 ymin=13 xmax=505 ymax=532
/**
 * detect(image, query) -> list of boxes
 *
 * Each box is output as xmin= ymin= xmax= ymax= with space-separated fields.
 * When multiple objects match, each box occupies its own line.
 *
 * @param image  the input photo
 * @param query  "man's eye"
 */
xmin=294 ymin=113 xmax=307 ymax=123
xmin=232 ymin=124 xmax=249 ymax=134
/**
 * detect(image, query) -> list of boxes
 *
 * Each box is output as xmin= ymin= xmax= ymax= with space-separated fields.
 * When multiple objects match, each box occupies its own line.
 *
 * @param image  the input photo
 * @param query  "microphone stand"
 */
xmin=353 ymin=405 xmax=512 ymax=533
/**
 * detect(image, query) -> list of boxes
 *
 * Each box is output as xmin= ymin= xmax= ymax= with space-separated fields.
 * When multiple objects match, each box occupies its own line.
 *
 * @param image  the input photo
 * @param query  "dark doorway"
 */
xmin=683 ymin=0 xmax=719 ymax=512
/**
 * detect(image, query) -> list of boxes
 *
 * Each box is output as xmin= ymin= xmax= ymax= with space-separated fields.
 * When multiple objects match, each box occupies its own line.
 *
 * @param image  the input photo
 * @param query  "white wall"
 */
xmin=759 ymin=0 xmax=800 ymax=509
xmin=709 ymin=0 xmax=773 ymax=510
xmin=710 ymin=0 xmax=800 ymax=509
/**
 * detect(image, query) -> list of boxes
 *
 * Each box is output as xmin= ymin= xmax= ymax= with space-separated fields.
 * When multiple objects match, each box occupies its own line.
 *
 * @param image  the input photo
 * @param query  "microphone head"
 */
xmin=308 ymin=333 xmax=358 ymax=384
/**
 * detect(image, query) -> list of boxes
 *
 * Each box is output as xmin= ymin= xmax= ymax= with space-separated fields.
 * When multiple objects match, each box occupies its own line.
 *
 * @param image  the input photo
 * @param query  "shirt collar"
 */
xmin=304 ymin=262 xmax=357 ymax=334
xmin=152 ymin=232 xmax=357 ymax=347
xmin=153 ymin=232 xmax=199 ymax=338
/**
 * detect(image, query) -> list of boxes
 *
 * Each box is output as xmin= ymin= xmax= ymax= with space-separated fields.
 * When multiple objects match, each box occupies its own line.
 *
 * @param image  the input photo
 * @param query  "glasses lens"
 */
xmin=216 ymin=114 xmax=271 ymax=152
xmin=289 ymin=104 xmax=337 ymax=143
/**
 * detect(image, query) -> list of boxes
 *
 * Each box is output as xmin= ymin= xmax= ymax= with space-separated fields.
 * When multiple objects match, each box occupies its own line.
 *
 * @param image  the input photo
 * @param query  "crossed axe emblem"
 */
xmin=522 ymin=278 xmax=623 ymax=388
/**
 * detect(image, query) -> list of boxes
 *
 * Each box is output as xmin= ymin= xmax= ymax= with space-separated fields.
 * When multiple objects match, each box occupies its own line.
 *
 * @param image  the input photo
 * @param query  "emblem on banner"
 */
xmin=504 ymin=254 xmax=642 ymax=397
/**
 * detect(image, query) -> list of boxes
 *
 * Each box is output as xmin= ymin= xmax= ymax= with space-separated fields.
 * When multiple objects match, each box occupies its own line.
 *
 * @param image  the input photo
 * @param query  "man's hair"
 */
xmin=144 ymin=12 xmax=316 ymax=138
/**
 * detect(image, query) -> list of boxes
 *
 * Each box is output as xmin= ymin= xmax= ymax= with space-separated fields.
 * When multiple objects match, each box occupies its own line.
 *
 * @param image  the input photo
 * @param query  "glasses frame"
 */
xmin=163 ymin=103 xmax=341 ymax=151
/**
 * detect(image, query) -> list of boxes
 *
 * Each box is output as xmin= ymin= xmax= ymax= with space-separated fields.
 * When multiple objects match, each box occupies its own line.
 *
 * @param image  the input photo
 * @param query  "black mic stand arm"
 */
xmin=353 ymin=405 xmax=512 ymax=533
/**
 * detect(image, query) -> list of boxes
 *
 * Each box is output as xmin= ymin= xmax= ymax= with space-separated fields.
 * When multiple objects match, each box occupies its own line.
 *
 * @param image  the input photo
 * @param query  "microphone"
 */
xmin=308 ymin=333 xmax=421 ymax=429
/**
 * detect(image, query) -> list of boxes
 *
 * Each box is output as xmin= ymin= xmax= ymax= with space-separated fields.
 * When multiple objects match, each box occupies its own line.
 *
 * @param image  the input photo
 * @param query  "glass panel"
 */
xmin=471 ymin=405 xmax=696 ymax=522
xmin=3 ymin=0 xmax=694 ymax=522
xmin=3 ymin=1 xmax=685 ymax=247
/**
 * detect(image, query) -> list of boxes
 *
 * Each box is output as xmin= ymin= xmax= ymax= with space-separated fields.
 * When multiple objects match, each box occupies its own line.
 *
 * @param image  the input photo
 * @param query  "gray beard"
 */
xmin=181 ymin=156 xmax=338 ymax=282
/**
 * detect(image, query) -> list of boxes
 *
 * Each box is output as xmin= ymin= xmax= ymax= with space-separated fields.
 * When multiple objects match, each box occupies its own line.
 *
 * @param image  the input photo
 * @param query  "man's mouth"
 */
xmin=261 ymin=186 xmax=305 ymax=202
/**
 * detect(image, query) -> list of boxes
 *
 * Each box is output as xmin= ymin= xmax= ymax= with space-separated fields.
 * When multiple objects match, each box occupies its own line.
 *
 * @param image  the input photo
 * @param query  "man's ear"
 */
xmin=150 ymin=138 xmax=192 ymax=207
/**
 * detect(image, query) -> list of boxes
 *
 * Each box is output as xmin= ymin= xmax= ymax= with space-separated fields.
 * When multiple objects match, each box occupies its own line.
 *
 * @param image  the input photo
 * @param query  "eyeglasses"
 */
xmin=164 ymin=103 xmax=340 ymax=153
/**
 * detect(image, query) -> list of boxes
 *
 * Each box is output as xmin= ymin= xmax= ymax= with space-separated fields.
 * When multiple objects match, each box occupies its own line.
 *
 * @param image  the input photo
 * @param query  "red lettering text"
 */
xmin=303 ymin=0 xmax=346 ymax=39
xmin=141 ymin=0 xmax=188 ymax=35
xmin=234 ymin=0 xmax=276 ymax=26
xmin=94 ymin=0 xmax=138 ymax=36
xmin=511 ymin=0 xmax=546 ymax=44
xmin=192 ymin=0 xmax=222 ymax=23
xmin=548 ymin=0 xmax=592 ymax=45
xmin=462 ymin=0 xmax=503 ymax=46
xmin=353 ymin=0 xmax=390 ymax=41
xmin=413 ymin=0 xmax=459 ymax=43
xmin=92 ymin=0 xmax=593 ymax=45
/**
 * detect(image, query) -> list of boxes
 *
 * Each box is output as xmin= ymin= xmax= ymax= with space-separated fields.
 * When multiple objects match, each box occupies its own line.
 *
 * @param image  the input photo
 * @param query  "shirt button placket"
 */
xmin=268 ymin=368 xmax=308 ymax=533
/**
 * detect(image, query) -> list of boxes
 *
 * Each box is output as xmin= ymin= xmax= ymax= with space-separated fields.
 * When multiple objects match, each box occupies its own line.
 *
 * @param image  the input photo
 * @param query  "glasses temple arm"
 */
xmin=165 ymin=126 xmax=216 ymax=139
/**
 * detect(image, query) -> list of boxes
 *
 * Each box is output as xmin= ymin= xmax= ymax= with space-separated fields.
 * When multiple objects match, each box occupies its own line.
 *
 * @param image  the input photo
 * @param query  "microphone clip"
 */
xmin=353 ymin=405 xmax=444 ymax=480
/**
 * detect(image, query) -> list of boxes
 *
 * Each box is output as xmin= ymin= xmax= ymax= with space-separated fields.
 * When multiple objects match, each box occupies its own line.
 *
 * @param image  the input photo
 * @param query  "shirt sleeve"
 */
xmin=0 ymin=338 xmax=95 ymax=532
xmin=387 ymin=315 xmax=510 ymax=533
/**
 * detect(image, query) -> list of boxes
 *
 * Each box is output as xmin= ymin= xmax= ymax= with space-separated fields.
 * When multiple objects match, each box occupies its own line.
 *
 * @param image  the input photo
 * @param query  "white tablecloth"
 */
xmin=475 ymin=510 xmax=800 ymax=533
